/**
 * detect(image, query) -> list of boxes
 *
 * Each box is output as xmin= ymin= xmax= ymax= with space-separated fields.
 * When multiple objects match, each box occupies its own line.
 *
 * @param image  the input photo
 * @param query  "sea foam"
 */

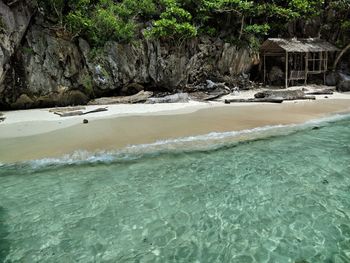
xmin=4 ymin=112 xmax=350 ymax=169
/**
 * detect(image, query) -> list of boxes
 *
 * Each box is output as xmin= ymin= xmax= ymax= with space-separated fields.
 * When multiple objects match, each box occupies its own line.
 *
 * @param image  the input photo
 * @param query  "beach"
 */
xmin=1 ymin=90 xmax=350 ymax=163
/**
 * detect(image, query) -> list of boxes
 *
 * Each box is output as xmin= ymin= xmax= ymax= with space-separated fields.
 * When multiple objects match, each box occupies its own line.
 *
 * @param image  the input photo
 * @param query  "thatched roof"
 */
xmin=261 ymin=38 xmax=340 ymax=53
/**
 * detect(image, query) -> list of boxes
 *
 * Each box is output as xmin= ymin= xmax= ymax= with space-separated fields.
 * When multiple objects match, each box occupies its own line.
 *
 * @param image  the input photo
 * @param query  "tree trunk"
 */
xmin=238 ymin=15 xmax=245 ymax=40
xmin=333 ymin=43 xmax=350 ymax=70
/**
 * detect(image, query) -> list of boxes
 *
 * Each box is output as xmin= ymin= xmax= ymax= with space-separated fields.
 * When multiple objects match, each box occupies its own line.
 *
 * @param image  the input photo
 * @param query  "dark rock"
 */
xmin=33 ymin=90 xmax=89 ymax=108
xmin=35 ymin=95 xmax=58 ymax=108
xmin=322 ymin=179 xmax=329 ymax=185
xmin=326 ymin=72 xmax=337 ymax=86
xmin=60 ymin=90 xmax=89 ymax=106
xmin=0 ymin=112 xmax=5 ymax=122
xmin=336 ymin=73 xmax=350 ymax=92
xmin=268 ymin=66 xmax=284 ymax=84
xmin=147 ymin=93 xmax=189 ymax=104
xmin=83 ymin=119 xmax=89 ymax=124
xmin=120 ymin=83 xmax=145 ymax=96
xmin=255 ymin=90 xmax=305 ymax=100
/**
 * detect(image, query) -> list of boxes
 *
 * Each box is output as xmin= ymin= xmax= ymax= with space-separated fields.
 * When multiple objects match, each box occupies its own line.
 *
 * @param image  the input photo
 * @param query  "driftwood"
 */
xmin=225 ymin=94 xmax=316 ymax=104
xmin=49 ymin=106 xmax=86 ymax=113
xmin=82 ymin=107 xmax=108 ymax=115
xmin=53 ymin=107 xmax=108 ymax=117
xmin=225 ymin=98 xmax=284 ymax=104
xmin=89 ymin=91 xmax=153 ymax=105
xmin=190 ymin=89 xmax=230 ymax=101
xmin=147 ymin=93 xmax=189 ymax=104
xmin=54 ymin=111 xmax=84 ymax=117
xmin=203 ymin=91 xmax=228 ymax=101
xmin=288 ymin=96 xmax=316 ymax=100
xmin=305 ymin=89 xmax=334 ymax=95
xmin=254 ymin=89 xmax=316 ymax=101
xmin=255 ymin=90 xmax=305 ymax=100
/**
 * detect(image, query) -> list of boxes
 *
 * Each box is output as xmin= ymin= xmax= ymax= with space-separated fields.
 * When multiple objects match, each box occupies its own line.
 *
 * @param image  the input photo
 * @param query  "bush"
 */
xmin=36 ymin=0 xmax=349 ymax=48
xmin=145 ymin=0 xmax=197 ymax=40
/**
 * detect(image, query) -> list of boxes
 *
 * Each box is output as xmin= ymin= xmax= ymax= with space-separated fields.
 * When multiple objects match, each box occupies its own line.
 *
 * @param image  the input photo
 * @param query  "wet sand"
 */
xmin=1 ymin=99 xmax=350 ymax=163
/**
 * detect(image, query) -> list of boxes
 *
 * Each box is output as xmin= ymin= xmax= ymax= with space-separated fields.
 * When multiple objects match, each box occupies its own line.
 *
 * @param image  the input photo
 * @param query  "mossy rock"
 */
xmin=34 ymin=90 xmax=89 ymax=108
xmin=60 ymin=90 xmax=89 ymax=106
xmin=11 ymin=94 xmax=34 ymax=109
xmin=34 ymin=95 xmax=58 ymax=108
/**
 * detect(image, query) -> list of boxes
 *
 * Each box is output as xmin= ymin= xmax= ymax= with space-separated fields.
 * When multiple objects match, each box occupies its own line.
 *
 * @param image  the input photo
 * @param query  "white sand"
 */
xmin=0 ymin=87 xmax=350 ymax=139
xmin=0 ymin=101 xmax=214 ymax=138
xmin=0 ymin=96 xmax=350 ymax=162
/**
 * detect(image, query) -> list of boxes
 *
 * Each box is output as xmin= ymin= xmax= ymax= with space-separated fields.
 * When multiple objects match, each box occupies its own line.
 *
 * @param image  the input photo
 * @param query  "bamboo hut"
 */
xmin=260 ymin=38 xmax=339 ymax=88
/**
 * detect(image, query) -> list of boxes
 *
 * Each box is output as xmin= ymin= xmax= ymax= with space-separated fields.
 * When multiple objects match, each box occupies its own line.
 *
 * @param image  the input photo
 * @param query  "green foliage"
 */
xmin=341 ymin=20 xmax=350 ymax=31
xmin=65 ymin=0 xmax=137 ymax=46
xmin=38 ymin=0 xmax=153 ymax=46
xmin=37 ymin=0 xmax=350 ymax=48
xmin=145 ymin=19 xmax=197 ymax=39
xmin=145 ymin=0 xmax=197 ymax=40
xmin=289 ymin=0 xmax=323 ymax=17
xmin=244 ymin=24 xmax=270 ymax=36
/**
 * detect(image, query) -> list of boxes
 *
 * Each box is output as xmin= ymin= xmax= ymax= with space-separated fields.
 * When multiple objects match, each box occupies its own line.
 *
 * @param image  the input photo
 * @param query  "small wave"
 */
xmin=3 ymin=112 xmax=350 ymax=169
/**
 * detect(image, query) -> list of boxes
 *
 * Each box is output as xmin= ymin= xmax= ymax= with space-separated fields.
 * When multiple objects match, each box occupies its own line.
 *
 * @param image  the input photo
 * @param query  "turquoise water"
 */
xmin=1 ymin=115 xmax=350 ymax=262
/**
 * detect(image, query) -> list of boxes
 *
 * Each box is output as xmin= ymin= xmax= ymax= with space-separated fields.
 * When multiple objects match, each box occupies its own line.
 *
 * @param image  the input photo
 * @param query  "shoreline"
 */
xmin=1 ymin=98 xmax=350 ymax=163
xmin=1 ymin=88 xmax=350 ymax=138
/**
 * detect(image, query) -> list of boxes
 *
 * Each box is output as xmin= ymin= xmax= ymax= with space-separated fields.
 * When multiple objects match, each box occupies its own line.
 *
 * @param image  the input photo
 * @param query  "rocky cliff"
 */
xmin=0 ymin=1 xmax=257 ymax=109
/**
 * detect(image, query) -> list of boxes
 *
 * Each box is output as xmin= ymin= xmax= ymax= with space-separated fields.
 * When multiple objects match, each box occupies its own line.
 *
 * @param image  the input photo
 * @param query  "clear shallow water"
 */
xmin=0 ymin=116 xmax=350 ymax=262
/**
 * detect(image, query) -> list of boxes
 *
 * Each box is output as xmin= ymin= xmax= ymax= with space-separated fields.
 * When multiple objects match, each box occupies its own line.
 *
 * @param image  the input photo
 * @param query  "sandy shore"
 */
xmin=1 ymin=93 xmax=350 ymax=163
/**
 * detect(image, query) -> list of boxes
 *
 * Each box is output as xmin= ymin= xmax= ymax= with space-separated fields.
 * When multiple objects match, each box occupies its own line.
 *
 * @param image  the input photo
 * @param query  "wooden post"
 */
xmin=285 ymin=52 xmax=288 ymax=88
xmin=263 ymin=54 xmax=266 ymax=85
xmin=324 ymin=51 xmax=328 ymax=85
xmin=305 ymin=52 xmax=308 ymax=85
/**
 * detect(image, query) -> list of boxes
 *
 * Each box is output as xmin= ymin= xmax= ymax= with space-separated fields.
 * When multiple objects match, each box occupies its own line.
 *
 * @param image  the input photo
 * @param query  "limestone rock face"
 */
xmin=0 ymin=19 xmax=256 ymax=109
xmin=0 ymin=0 xmax=36 ymax=85
xmin=1 ymin=24 xmax=90 ymax=108
xmin=23 ymin=25 xmax=87 ymax=95
xmin=82 ymin=37 xmax=255 ymax=93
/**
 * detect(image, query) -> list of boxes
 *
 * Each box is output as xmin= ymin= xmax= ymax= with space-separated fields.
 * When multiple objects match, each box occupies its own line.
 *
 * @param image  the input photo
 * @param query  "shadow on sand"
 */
xmin=0 ymin=206 xmax=10 ymax=262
